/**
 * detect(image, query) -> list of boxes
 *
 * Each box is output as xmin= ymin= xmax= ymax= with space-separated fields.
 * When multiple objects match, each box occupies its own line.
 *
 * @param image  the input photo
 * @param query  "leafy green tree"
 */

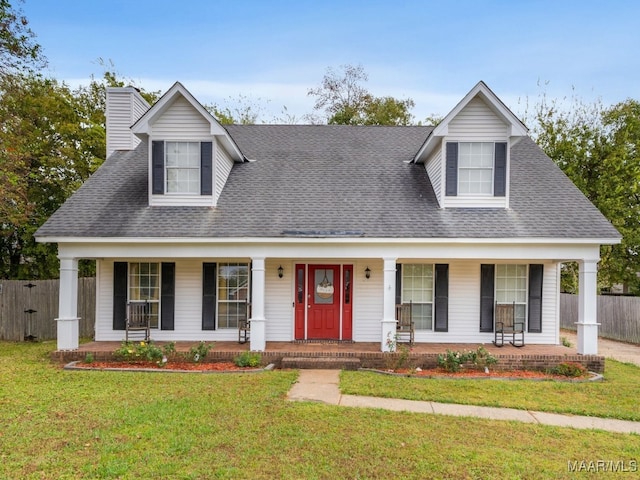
xmin=529 ymin=93 xmax=640 ymax=293
xmin=0 ymin=70 xmax=158 ymax=279
xmin=308 ymin=64 xmax=415 ymax=125
xmin=0 ymin=0 xmax=45 ymax=72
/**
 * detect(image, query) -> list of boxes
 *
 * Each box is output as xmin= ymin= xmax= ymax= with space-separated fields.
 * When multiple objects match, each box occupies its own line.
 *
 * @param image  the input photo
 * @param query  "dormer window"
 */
xmin=151 ymin=140 xmax=213 ymax=197
xmin=166 ymin=142 xmax=200 ymax=194
xmin=446 ymin=141 xmax=507 ymax=198
xmin=458 ymin=142 xmax=494 ymax=195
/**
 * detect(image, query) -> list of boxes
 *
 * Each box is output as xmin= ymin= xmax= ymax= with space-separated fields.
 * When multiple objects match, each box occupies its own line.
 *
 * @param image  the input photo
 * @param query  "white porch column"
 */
xmin=576 ymin=259 xmax=600 ymax=355
xmin=381 ymin=257 xmax=398 ymax=352
xmin=250 ymin=257 xmax=266 ymax=352
xmin=56 ymin=257 xmax=79 ymax=350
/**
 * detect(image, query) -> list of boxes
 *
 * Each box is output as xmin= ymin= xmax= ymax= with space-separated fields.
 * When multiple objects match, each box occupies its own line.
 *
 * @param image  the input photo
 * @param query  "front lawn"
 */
xmin=0 ymin=341 xmax=639 ymax=479
xmin=341 ymin=360 xmax=640 ymax=421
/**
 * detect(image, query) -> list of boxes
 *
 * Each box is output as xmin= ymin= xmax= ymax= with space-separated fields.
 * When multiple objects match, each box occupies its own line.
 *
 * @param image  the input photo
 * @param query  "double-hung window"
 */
xmin=458 ymin=142 xmax=494 ymax=195
xmin=166 ymin=141 xmax=200 ymax=194
xmin=129 ymin=262 xmax=160 ymax=328
xmin=217 ymin=263 xmax=250 ymax=328
xmin=445 ymin=141 xmax=506 ymax=198
xmin=495 ymin=264 xmax=527 ymax=326
xmin=401 ymin=264 xmax=434 ymax=330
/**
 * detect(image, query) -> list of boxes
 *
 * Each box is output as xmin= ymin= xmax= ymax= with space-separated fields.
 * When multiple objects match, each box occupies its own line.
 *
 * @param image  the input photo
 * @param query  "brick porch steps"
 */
xmin=281 ymin=357 xmax=361 ymax=370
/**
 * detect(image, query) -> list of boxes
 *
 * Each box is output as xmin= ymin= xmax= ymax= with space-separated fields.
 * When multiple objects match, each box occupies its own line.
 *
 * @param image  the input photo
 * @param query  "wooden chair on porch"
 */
xmin=395 ymin=301 xmax=414 ymax=345
xmin=493 ymin=302 xmax=525 ymax=347
xmin=238 ymin=301 xmax=252 ymax=344
xmin=126 ymin=300 xmax=151 ymax=342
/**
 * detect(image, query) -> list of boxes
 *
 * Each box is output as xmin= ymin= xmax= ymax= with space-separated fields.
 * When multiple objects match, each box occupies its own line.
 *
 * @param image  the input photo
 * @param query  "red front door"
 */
xmin=307 ymin=265 xmax=341 ymax=339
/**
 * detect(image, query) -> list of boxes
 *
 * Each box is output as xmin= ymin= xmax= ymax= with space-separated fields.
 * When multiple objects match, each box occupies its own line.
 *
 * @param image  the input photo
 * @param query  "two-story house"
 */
xmin=35 ymin=81 xmax=620 ymax=355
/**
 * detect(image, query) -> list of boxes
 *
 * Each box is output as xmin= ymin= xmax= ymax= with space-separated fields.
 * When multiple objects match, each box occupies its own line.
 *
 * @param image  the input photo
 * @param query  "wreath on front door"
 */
xmin=316 ymin=270 xmax=334 ymax=299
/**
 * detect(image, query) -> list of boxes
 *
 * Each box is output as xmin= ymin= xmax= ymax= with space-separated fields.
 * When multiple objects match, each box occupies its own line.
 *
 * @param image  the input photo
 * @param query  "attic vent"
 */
xmin=282 ymin=230 xmax=365 ymax=237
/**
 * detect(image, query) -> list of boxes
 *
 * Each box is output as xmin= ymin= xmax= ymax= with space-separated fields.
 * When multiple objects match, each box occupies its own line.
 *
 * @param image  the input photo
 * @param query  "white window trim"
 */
xmin=216 ymin=262 xmax=251 ymax=329
xmin=457 ymin=141 xmax=495 ymax=197
xmin=440 ymin=138 xmax=510 ymax=209
xmin=401 ymin=263 xmax=434 ymax=331
xmin=128 ymin=261 xmax=161 ymax=330
xmin=495 ymin=263 xmax=529 ymax=330
xmin=165 ymin=141 xmax=201 ymax=195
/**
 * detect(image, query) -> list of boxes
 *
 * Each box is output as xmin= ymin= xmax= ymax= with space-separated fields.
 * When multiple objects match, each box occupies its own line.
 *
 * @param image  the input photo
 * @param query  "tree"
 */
xmin=0 ymin=0 xmax=45 ymax=72
xmin=308 ymin=64 xmax=415 ymax=125
xmin=528 ymin=92 xmax=640 ymax=293
xmin=205 ymin=94 xmax=268 ymax=125
xmin=0 ymin=70 xmax=159 ymax=279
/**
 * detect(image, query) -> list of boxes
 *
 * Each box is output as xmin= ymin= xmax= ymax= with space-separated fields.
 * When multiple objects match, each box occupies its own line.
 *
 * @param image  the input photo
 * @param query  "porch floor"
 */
xmin=51 ymin=339 xmax=606 ymax=373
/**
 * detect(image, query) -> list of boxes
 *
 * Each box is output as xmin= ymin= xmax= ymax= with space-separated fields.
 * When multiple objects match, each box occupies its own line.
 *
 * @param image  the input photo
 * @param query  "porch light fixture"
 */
xmin=278 ymin=265 xmax=284 ymax=278
xmin=365 ymin=266 xmax=371 ymax=279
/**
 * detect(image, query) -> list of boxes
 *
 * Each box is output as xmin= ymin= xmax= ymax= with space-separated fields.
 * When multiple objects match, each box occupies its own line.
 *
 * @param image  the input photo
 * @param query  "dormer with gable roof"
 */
xmin=126 ymin=82 xmax=244 ymax=207
xmin=413 ymin=81 xmax=528 ymax=209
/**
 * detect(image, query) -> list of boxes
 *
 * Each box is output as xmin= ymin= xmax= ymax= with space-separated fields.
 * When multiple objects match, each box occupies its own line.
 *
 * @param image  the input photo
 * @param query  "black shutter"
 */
xmin=202 ymin=263 xmax=217 ymax=330
xmin=395 ymin=264 xmax=402 ymax=305
xmin=113 ymin=262 xmax=128 ymax=330
xmin=161 ymin=262 xmax=175 ymax=330
xmin=494 ymin=142 xmax=507 ymax=197
xmin=445 ymin=142 xmax=458 ymax=196
xmin=528 ymin=264 xmax=544 ymax=333
xmin=480 ymin=264 xmax=495 ymax=332
xmin=201 ymin=141 xmax=213 ymax=195
xmin=152 ymin=140 xmax=164 ymax=194
xmin=434 ymin=264 xmax=449 ymax=332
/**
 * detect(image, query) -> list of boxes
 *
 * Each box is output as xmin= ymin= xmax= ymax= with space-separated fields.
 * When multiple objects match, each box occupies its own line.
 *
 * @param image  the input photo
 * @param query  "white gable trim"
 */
xmin=131 ymin=82 xmax=244 ymax=162
xmin=414 ymin=81 xmax=528 ymax=163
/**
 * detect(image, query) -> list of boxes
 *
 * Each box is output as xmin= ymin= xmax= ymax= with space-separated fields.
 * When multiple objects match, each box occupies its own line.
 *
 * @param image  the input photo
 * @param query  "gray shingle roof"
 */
xmin=35 ymin=125 xmax=620 ymax=241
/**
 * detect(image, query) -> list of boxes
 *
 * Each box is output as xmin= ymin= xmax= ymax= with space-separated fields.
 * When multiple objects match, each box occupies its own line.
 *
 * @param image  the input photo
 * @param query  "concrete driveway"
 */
xmin=561 ymin=330 xmax=640 ymax=367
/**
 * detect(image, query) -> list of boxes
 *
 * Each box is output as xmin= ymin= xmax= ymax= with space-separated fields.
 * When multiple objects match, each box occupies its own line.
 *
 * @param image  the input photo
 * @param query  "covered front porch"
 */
xmin=54 ymin=248 xmax=604 ymax=356
xmin=51 ymin=338 xmax=605 ymax=373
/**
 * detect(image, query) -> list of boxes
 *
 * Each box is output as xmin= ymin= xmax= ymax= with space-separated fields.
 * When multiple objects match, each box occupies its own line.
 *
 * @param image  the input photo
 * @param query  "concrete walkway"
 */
xmin=287 ymin=370 xmax=640 ymax=435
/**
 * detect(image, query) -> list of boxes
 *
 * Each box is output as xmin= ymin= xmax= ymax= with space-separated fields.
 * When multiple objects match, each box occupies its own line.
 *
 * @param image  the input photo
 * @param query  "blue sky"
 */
xmin=22 ymin=0 xmax=640 ymax=123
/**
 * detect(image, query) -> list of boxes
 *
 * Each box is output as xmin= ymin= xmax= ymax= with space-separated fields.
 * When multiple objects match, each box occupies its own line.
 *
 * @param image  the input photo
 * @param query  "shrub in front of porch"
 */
xmin=114 ymin=341 xmax=169 ymax=365
xmin=437 ymin=346 xmax=498 ymax=373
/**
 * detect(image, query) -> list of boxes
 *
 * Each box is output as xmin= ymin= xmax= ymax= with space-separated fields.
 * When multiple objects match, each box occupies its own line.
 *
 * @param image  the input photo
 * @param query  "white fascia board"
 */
xmin=131 ymin=81 xmax=244 ymax=161
xmin=54 ymin=239 xmax=605 ymax=263
xmin=39 ymin=236 xmax=620 ymax=245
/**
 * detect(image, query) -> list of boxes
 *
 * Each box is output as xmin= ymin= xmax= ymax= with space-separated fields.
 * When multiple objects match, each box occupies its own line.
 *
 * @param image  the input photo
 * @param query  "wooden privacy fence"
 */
xmin=560 ymin=293 xmax=640 ymax=344
xmin=0 ymin=278 xmax=95 ymax=341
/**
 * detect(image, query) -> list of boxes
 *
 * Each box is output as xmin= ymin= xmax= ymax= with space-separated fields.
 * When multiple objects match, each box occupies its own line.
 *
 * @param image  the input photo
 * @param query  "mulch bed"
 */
xmin=70 ymin=361 xmax=258 ymax=371
xmin=378 ymin=367 xmax=595 ymax=381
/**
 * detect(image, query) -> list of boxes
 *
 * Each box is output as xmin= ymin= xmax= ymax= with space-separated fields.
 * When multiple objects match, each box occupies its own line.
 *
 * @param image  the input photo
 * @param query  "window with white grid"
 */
xmin=495 ymin=264 xmax=527 ymax=325
xmin=128 ymin=262 xmax=160 ymax=328
xmin=166 ymin=141 xmax=200 ymax=194
xmin=458 ymin=142 xmax=494 ymax=195
xmin=217 ymin=263 xmax=249 ymax=328
xmin=402 ymin=264 xmax=433 ymax=330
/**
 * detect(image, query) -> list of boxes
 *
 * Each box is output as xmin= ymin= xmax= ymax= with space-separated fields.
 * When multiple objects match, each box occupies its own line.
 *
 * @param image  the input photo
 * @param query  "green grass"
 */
xmin=0 ymin=341 xmax=639 ymax=479
xmin=341 ymin=360 xmax=640 ymax=421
